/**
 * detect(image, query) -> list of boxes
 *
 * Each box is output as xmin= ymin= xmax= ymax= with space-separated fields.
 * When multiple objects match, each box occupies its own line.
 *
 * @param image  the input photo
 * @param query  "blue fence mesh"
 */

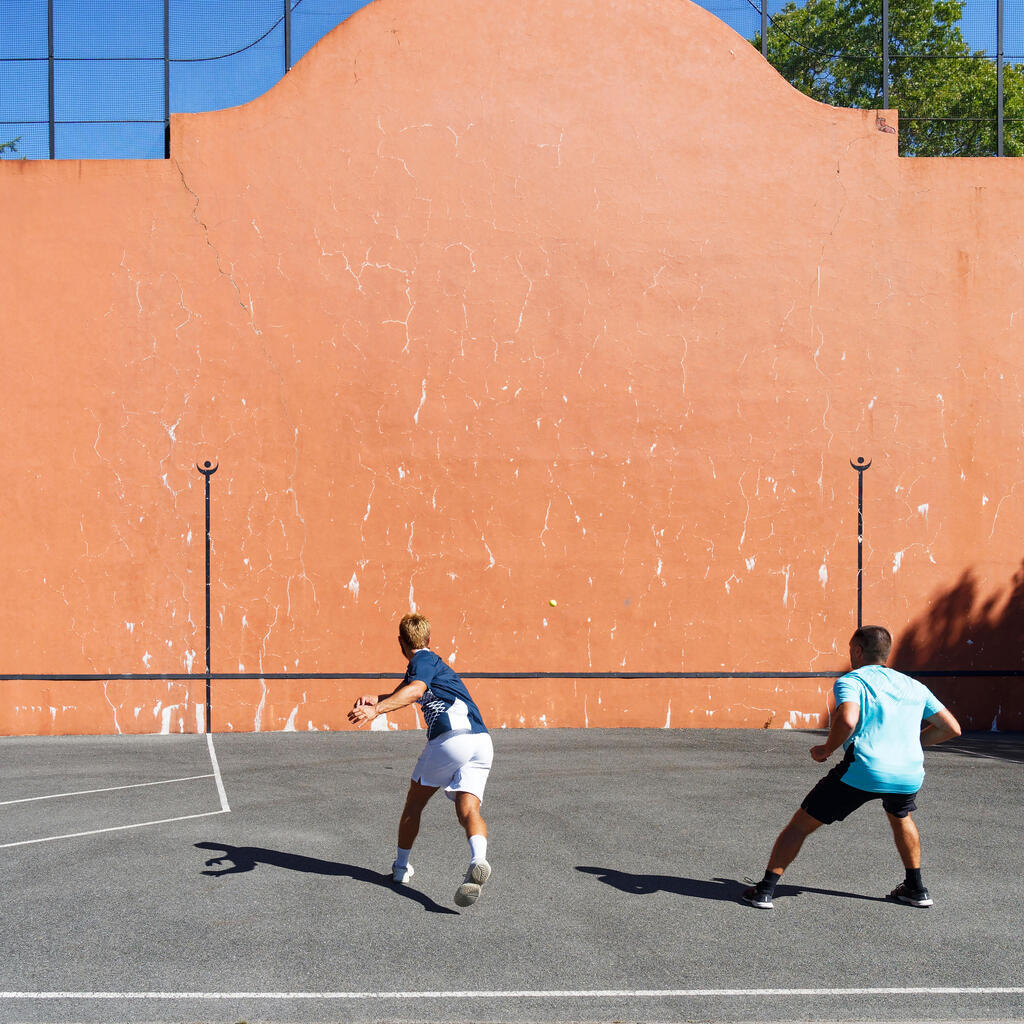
xmin=1 ymin=0 xmax=1022 ymax=159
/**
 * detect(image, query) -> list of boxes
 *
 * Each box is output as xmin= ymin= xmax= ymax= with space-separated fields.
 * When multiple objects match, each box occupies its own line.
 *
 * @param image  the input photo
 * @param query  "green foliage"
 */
xmin=752 ymin=0 xmax=1024 ymax=156
xmin=0 ymin=136 xmax=20 ymax=156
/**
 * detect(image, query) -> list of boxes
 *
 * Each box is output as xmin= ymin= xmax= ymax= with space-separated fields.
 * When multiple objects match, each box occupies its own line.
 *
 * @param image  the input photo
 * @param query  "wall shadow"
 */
xmin=891 ymin=560 xmax=1024 ymax=732
xmin=195 ymin=841 xmax=459 ymax=915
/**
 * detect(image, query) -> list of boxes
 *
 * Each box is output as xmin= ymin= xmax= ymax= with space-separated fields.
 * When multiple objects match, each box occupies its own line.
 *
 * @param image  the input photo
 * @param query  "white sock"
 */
xmin=468 ymin=834 xmax=487 ymax=864
xmin=395 ymin=846 xmax=412 ymax=869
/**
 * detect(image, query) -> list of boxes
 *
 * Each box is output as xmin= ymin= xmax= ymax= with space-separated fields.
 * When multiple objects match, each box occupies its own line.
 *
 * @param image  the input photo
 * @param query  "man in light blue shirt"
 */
xmin=743 ymin=625 xmax=961 ymax=910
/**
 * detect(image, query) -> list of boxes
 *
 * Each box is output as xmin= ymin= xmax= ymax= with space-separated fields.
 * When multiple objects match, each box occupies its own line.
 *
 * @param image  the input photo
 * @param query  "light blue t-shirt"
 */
xmin=833 ymin=665 xmax=945 ymax=794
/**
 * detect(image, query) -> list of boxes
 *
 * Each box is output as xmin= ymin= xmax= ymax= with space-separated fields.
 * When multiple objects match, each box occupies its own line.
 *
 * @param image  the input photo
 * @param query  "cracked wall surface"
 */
xmin=1 ymin=0 xmax=1022 ymax=735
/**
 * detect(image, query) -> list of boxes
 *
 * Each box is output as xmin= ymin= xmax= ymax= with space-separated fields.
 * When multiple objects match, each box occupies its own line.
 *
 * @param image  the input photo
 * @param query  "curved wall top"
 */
xmin=1 ymin=0 xmax=1022 ymax=731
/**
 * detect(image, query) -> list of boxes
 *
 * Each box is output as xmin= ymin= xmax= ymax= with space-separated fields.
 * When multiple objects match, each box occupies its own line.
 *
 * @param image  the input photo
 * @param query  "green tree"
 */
xmin=753 ymin=0 xmax=1024 ymax=156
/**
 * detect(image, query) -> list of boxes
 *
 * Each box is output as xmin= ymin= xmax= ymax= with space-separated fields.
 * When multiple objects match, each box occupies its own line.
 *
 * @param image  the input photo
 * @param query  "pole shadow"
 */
xmin=196 ymin=842 xmax=459 ymax=915
xmin=576 ymin=866 xmax=888 ymax=905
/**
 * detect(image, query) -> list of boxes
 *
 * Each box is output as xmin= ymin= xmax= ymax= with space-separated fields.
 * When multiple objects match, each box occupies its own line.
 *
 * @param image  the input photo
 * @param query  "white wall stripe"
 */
xmin=0 ymin=987 xmax=1020 ymax=1000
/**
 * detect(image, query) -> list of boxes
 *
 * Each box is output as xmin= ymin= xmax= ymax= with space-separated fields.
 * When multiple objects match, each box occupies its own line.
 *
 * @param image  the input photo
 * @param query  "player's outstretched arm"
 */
xmin=810 ymin=700 xmax=860 ymax=762
xmin=921 ymin=707 xmax=962 ymax=746
xmin=348 ymin=680 xmax=427 ymax=725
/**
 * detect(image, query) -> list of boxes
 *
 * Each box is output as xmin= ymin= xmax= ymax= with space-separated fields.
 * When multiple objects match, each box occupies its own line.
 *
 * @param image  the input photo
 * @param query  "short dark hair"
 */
xmin=852 ymin=625 xmax=892 ymax=662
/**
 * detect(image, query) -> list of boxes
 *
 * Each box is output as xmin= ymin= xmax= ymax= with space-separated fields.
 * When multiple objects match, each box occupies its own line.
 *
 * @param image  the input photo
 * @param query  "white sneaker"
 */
xmin=454 ymin=859 xmax=491 ymax=907
xmin=392 ymin=861 xmax=414 ymax=884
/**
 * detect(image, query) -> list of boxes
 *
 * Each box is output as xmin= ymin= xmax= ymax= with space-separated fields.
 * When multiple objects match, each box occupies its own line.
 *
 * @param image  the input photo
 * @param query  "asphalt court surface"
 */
xmin=0 ymin=728 xmax=1021 ymax=1024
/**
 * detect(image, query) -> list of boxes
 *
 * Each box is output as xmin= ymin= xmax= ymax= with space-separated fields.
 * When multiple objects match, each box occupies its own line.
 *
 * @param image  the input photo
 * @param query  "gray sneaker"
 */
xmin=888 ymin=881 xmax=933 ymax=907
xmin=454 ymin=859 xmax=491 ymax=907
xmin=742 ymin=885 xmax=774 ymax=909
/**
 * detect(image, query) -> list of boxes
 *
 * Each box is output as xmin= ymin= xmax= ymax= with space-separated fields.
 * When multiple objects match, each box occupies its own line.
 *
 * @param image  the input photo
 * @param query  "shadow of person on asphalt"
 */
xmin=924 ymin=731 xmax=1024 ymax=764
xmin=576 ymin=866 xmax=888 ymax=904
xmin=196 ymin=842 xmax=459 ymax=915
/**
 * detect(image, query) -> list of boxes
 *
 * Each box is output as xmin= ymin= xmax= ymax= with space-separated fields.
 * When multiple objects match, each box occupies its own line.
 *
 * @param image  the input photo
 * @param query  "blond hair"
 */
xmin=399 ymin=613 xmax=431 ymax=650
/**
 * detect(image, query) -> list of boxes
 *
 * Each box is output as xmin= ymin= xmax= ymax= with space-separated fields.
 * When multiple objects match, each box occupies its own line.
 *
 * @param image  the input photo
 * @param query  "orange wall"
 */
xmin=0 ymin=0 xmax=1022 ymax=735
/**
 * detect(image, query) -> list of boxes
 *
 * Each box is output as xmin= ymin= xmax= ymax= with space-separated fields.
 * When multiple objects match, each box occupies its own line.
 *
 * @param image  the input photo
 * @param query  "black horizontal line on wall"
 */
xmin=0 ymin=671 xmax=1021 ymax=682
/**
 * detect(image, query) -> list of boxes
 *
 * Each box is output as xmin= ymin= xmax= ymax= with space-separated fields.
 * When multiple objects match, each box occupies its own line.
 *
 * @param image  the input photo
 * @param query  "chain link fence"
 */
xmin=2 ymin=0 xmax=1022 ymax=159
xmin=0 ymin=0 xmax=364 ymax=159
xmin=709 ymin=0 xmax=1024 ymax=156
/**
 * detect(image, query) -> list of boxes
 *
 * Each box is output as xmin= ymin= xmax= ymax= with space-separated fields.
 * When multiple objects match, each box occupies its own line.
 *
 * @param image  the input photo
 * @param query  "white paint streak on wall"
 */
xmin=413 ymin=379 xmax=427 ymax=423
xmin=254 ymin=679 xmax=268 ymax=732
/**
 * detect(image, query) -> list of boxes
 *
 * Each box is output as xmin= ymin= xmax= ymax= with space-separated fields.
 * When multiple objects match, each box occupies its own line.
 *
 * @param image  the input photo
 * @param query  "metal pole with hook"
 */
xmin=850 ymin=457 xmax=871 ymax=628
xmin=197 ymin=460 xmax=218 ymax=732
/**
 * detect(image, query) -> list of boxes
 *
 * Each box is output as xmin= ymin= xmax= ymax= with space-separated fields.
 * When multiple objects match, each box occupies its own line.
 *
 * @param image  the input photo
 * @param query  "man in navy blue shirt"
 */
xmin=348 ymin=613 xmax=493 ymax=907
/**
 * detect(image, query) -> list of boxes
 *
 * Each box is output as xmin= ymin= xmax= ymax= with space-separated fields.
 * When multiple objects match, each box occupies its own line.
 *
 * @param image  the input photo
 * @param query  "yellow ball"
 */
xmin=549 ymin=598 xmax=558 ymax=607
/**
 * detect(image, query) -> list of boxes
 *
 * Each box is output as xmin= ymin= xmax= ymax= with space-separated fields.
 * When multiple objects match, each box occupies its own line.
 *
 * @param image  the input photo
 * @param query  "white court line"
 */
xmin=0 ymin=809 xmax=229 ymax=849
xmin=0 ymin=987 xmax=1021 ymax=1000
xmin=0 ymin=733 xmax=230 ymax=848
xmin=0 ymin=774 xmax=215 ymax=806
xmin=206 ymin=731 xmax=231 ymax=813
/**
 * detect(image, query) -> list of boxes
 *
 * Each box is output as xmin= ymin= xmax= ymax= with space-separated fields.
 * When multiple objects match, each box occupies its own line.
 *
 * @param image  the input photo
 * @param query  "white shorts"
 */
xmin=412 ymin=730 xmax=494 ymax=803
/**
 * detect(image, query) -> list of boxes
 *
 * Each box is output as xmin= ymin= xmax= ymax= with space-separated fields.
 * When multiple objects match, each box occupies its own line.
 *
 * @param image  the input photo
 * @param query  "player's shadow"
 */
xmin=196 ymin=842 xmax=459 ymax=915
xmin=576 ymin=866 xmax=887 ymax=904
xmin=928 ymin=732 xmax=1024 ymax=764
xmin=892 ymin=559 xmax=1024 ymax=735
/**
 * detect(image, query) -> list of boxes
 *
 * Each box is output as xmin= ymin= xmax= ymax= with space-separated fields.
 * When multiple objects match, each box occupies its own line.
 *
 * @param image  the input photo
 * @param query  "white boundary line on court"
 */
xmin=206 ymin=731 xmax=231 ymax=812
xmin=0 ymin=774 xmax=215 ymax=806
xmin=0 ymin=809 xmax=230 ymax=849
xmin=0 ymin=987 xmax=1021 ymax=1000
xmin=0 ymin=733 xmax=231 ymax=849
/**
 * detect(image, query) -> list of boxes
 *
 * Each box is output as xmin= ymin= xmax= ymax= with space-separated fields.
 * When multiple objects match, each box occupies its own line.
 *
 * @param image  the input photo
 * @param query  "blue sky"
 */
xmin=1 ymin=0 xmax=1019 ymax=159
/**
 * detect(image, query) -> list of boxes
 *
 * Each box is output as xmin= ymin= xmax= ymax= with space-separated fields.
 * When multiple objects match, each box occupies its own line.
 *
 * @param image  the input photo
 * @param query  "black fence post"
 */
xmin=197 ymin=460 xmax=218 ymax=732
xmin=163 ymin=0 xmax=170 ymax=158
xmin=881 ymin=0 xmax=889 ymax=110
xmin=851 ymin=457 xmax=872 ymax=628
xmin=761 ymin=0 xmax=767 ymax=58
xmin=285 ymin=0 xmax=292 ymax=73
xmin=997 ymin=0 xmax=1004 ymax=156
xmin=47 ymin=0 xmax=55 ymax=159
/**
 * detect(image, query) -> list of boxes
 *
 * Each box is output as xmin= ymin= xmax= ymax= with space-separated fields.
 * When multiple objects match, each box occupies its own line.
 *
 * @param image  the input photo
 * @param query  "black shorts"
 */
xmin=801 ymin=761 xmax=919 ymax=824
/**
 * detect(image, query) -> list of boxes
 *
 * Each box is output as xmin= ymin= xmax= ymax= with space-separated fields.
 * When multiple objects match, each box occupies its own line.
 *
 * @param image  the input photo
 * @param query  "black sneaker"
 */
xmin=887 ymin=881 xmax=933 ymax=907
xmin=742 ymin=885 xmax=774 ymax=909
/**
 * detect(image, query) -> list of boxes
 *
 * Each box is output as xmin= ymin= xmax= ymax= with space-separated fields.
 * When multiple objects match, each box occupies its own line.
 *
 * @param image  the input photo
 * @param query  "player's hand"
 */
xmin=354 ymin=694 xmax=378 ymax=707
xmin=348 ymin=703 xmax=378 ymax=726
xmin=810 ymin=744 xmax=830 ymax=762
